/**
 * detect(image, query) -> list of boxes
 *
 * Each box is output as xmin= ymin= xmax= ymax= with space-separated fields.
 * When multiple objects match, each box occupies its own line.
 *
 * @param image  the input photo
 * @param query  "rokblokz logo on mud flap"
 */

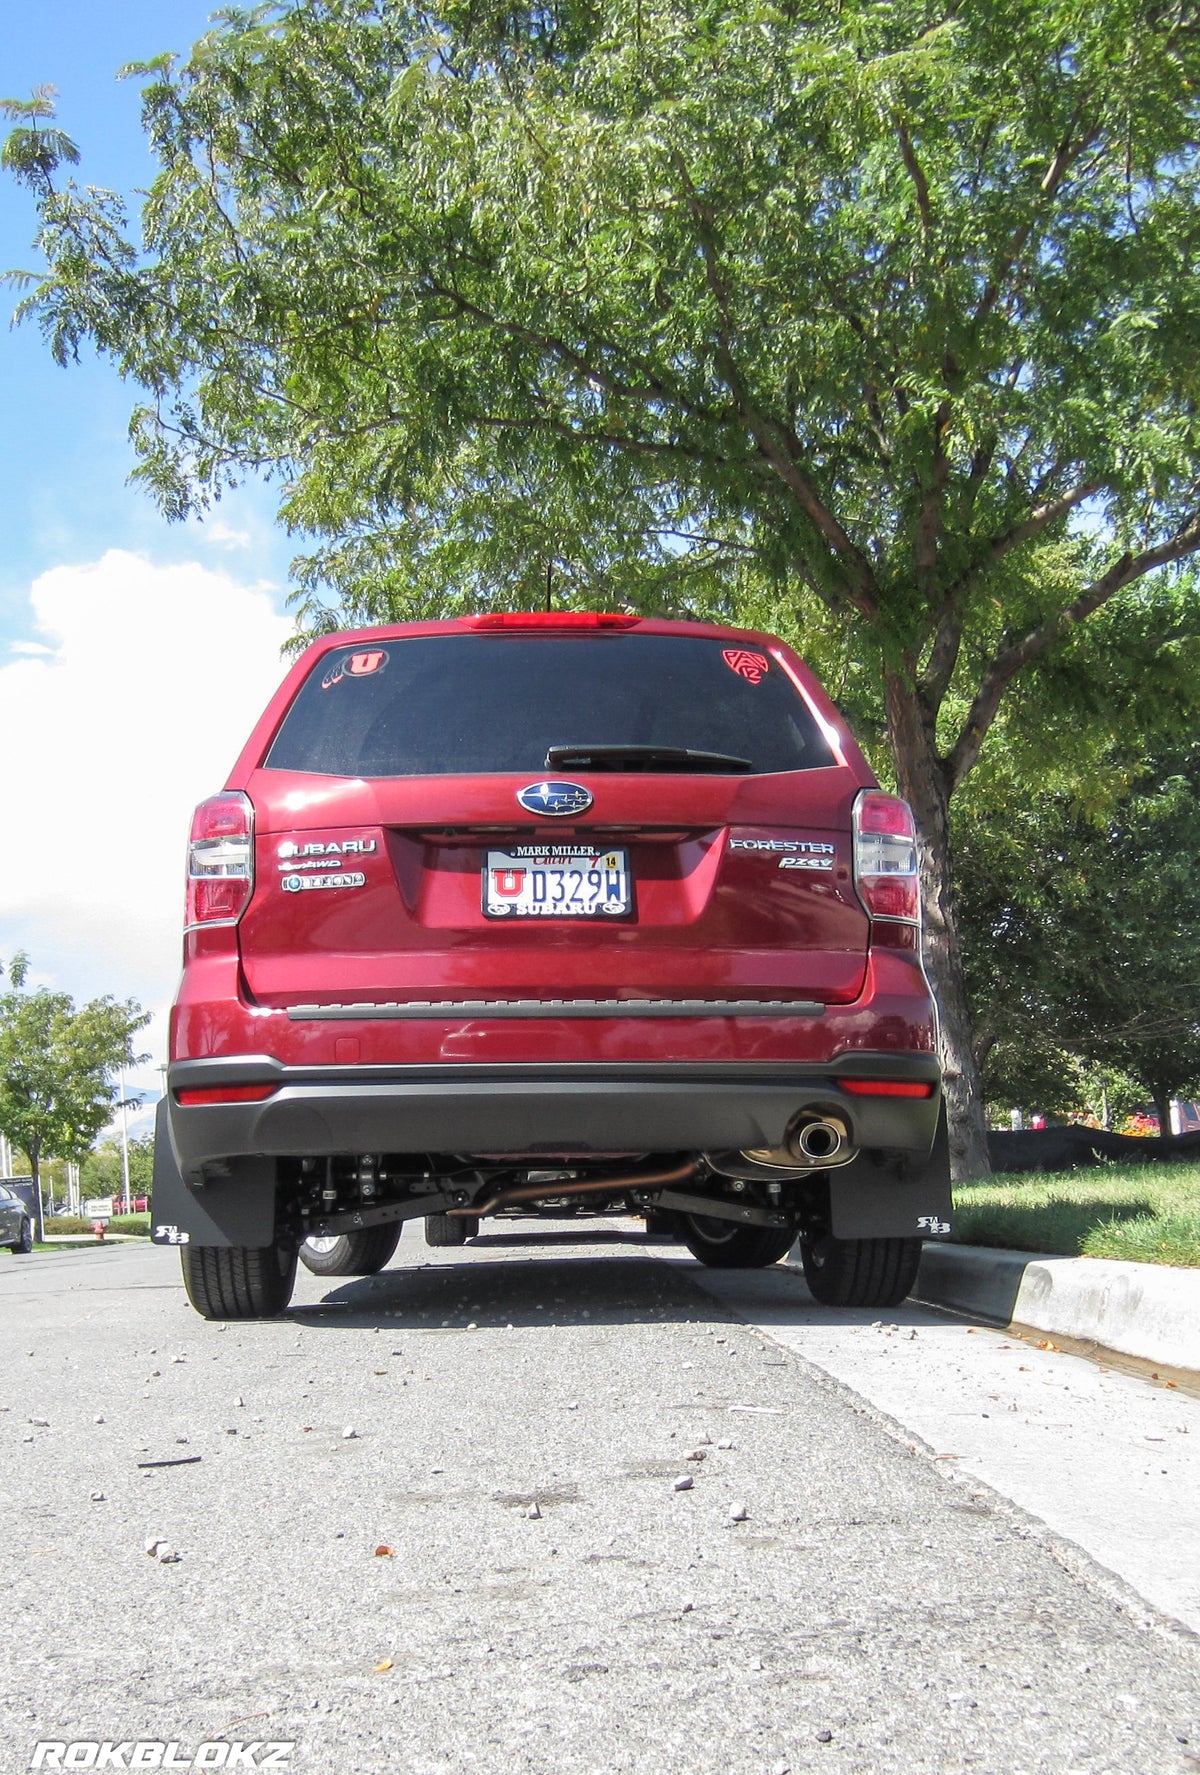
xmin=30 ymin=1744 xmax=294 ymax=1770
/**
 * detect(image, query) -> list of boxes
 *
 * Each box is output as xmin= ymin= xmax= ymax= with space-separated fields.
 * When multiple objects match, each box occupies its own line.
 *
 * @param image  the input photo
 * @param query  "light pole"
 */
xmin=118 ymin=1070 xmax=132 ymax=1216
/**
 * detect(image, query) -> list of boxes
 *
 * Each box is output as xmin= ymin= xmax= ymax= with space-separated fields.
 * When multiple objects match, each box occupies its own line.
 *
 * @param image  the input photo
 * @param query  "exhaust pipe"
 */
xmin=448 ymin=1157 xmax=697 ymax=1218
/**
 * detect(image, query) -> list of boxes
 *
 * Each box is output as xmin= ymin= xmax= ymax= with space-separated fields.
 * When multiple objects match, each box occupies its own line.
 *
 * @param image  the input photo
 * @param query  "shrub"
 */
xmin=108 ymin=1214 xmax=151 ymax=1236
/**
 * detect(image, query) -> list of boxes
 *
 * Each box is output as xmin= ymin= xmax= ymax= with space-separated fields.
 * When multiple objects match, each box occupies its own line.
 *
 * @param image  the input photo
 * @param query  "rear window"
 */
xmin=264 ymin=634 xmax=835 ymax=778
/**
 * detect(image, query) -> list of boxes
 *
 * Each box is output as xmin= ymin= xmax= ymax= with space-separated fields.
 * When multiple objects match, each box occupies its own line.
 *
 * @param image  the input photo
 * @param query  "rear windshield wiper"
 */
xmin=545 ymin=743 xmax=753 ymax=774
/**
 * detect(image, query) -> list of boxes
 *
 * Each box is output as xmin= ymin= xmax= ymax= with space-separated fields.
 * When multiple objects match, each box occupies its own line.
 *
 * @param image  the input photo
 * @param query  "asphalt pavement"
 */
xmin=1 ymin=1231 xmax=1198 ymax=1775
xmin=672 ymin=1252 xmax=1200 ymax=1635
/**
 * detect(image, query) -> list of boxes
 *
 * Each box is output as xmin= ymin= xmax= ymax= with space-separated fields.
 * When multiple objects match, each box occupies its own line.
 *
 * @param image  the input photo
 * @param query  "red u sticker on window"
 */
xmin=722 ymin=648 xmax=769 ymax=684
xmin=321 ymin=648 xmax=389 ymax=689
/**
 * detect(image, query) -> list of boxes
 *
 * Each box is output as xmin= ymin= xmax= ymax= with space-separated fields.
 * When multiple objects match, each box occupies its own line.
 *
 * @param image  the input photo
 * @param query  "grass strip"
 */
xmin=953 ymin=1159 xmax=1200 ymax=1267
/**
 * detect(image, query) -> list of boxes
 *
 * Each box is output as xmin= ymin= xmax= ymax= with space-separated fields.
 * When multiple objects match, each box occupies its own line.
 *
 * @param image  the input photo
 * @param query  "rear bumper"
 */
xmin=165 ymin=1053 xmax=943 ymax=1181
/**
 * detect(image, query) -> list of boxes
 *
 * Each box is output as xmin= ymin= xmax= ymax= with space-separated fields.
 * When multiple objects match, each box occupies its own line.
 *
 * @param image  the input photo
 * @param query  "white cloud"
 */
xmin=0 ymin=551 xmax=294 ymax=1093
xmin=201 ymin=519 xmax=254 ymax=549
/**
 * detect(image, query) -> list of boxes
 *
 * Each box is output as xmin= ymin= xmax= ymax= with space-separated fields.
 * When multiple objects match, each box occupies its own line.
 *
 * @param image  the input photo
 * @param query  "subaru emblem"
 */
xmin=516 ymin=780 xmax=594 ymax=817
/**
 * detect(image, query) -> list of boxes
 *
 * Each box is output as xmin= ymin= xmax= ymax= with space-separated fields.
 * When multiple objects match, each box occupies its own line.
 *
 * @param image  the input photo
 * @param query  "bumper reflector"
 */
xmin=839 ymin=1080 xmax=936 ymax=1098
xmin=175 ymin=1085 xmax=278 ymax=1107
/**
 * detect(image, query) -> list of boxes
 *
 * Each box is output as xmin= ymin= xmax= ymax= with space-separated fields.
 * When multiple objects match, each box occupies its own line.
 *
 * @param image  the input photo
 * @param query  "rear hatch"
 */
xmin=236 ymin=628 xmax=874 ymax=1008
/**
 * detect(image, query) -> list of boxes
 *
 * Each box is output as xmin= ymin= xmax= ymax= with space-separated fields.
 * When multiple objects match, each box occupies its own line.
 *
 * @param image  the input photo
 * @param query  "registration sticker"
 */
xmin=484 ymin=847 xmax=630 ymax=917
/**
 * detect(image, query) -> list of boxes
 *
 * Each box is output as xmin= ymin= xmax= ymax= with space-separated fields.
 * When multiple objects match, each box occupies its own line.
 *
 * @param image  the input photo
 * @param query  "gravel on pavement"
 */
xmin=1 ymin=1228 xmax=1198 ymax=1775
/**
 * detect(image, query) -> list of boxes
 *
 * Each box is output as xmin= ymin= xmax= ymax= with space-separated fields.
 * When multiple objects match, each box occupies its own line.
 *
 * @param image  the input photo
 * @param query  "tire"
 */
xmin=180 ymin=1244 xmax=297 ymax=1320
xmin=799 ymin=1234 xmax=922 ymax=1308
xmin=425 ymin=1213 xmax=479 ymax=1246
xmin=11 ymin=1218 xmax=33 ymax=1255
xmin=298 ymin=1223 xmax=402 ymax=1277
xmin=677 ymin=1213 xmax=797 ymax=1269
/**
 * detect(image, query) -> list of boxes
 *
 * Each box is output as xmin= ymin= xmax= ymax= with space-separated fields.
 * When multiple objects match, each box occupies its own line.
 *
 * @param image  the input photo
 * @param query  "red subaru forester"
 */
xmin=153 ymin=613 xmax=950 ymax=1318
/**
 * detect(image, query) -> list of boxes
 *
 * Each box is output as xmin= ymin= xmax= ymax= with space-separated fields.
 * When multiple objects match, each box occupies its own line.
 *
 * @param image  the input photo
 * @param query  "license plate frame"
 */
xmin=483 ymin=846 xmax=632 ymax=919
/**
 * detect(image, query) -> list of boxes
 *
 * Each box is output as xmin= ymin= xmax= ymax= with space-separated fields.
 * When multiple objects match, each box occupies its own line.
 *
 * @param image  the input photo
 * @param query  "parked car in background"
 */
xmin=0 ymin=1184 xmax=33 ymax=1254
xmin=153 ymin=613 xmax=950 ymax=1319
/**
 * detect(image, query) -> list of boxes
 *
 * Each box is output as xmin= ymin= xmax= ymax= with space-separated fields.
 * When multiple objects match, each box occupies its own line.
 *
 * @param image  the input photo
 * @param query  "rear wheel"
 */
xmin=11 ymin=1218 xmax=33 ymax=1255
xmin=181 ymin=1244 xmax=297 ymax=1320
xmin=298 ymin=1224 xmax=402 ymax=1277
xmin=425 ymin=1213 xmax=479 ymax=1246
xmin=677 ymin=1214 xmax=796 ymax=1269
xmin=799 ymin=1234 xmax=922 ymax=1308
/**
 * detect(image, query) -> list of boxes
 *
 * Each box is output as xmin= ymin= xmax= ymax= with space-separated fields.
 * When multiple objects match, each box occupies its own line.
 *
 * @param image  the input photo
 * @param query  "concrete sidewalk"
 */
xmin=915 ymin=1241 xmax=1200 ymax=1377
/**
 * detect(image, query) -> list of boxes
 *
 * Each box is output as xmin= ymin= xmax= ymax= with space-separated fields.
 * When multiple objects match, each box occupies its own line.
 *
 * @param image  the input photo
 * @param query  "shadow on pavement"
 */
xmin=286 ymin=1227 xmax=939 ymax=1334
xmin=289 ymin=1247 xmax=736 ymax=1331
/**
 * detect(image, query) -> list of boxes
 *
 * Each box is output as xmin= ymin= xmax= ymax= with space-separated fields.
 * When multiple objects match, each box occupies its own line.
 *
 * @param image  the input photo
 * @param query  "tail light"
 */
xmin=186 ymin=792 xmax=254 ymax=928
xmin=853 ymin=790 xmax=920 ymax=924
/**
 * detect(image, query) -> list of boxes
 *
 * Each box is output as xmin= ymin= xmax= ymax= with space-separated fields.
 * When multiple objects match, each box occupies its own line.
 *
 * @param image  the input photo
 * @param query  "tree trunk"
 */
xmin=28 ymin=1142 xmax=45 ymax=1243
xmin=884 ymin=671 xmax=992 ymax=1181
xmin=1151 ymin=1089 xmax=1173 ymax=1139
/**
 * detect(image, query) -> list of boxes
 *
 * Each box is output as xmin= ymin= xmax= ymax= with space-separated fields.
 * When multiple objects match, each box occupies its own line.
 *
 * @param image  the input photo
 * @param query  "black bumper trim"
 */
xmin=165 ymin=1054 xmax=943 ymax=1183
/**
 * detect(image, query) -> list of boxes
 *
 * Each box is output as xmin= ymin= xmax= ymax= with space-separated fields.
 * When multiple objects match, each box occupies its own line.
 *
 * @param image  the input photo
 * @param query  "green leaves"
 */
xmin=9 ymin=0 xmax=1199 ymax=660
xmin=0 ymin=958 xmax=149 ymax=1234
xmin=956 ymin=582 xmax=1200 ymax=1115
xmin=1 ymin=88 xmax=80 ymax=194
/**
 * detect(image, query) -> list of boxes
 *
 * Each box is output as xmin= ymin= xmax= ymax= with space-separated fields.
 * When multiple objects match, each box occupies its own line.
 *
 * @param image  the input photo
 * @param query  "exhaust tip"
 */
xmin=727 ymin=1113 xmax=855 ymax=1177
xmin=788 ymin=1117 xmax=848 ymax=1163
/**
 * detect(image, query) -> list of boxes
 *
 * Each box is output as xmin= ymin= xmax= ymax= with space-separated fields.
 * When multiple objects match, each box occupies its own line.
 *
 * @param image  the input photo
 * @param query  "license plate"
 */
xmin=484 ymin=847 xmax=631 ymax=918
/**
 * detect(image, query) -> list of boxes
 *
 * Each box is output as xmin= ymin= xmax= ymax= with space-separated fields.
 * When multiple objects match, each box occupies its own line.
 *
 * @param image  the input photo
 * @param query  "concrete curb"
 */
xmin=35 ymin=1233 xmax=140 ymax=1245
xmin=915 ymin=1241 xmax=1200 ymax=1376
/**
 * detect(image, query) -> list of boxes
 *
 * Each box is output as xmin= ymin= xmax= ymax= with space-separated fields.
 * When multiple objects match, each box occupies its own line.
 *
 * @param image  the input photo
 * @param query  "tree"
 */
xmin=959 ymin=740 xmax=1200 ymax=1129
xmin=0 ymin=955 xmax=149 ymax=1240
xmin=952 ymin=574 xmax=1200 ymax=1124
xmin=81 ymin=1134 xmax=156 ymax=1205
xmin=7 ymin=0 xmax=1200 ymax=1175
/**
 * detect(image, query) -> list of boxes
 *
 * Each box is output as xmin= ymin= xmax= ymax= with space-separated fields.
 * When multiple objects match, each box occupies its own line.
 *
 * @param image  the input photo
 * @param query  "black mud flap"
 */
xmin=826 ymin=1104 xmax=952 ymax=1240
xmin=151 ymin=1100 xmax=277 ymax=1249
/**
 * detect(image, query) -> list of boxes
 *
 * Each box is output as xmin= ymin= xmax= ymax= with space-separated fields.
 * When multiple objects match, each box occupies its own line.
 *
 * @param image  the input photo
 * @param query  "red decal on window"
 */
xmin=722 ymin=649 xmax=769 ymax=684
xmin=320 ymin=648 xmax=389 ymax=689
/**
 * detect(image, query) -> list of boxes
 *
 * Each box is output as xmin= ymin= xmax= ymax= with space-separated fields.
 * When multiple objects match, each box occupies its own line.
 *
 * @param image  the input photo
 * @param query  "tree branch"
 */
xmin=944 ymin=518 xmax=1200 ymax=792
xmin=650 ymin=528 xmax=760 ymax=556
xmin=897 ymin=122 xmax=934 ymax=244
xmin=945 ymin=479 xmax=1102 ymax=601
xmin=919 ymin=611 xmax=963 ymax=709
xmin=915 ymin=401 xmax=952 ymax=599
xmin=671 ymin=151 xmax=881 ymax=618
xmin=972 ymin=121 xmax=1101 ymax=329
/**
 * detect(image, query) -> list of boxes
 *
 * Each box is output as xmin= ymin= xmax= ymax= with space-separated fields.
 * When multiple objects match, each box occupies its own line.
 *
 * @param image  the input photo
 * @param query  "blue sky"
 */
xmin=1 ymin=2 xmax=294 ymax=616
xmin=1 ymin=5 xmax=299 ymax=1120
